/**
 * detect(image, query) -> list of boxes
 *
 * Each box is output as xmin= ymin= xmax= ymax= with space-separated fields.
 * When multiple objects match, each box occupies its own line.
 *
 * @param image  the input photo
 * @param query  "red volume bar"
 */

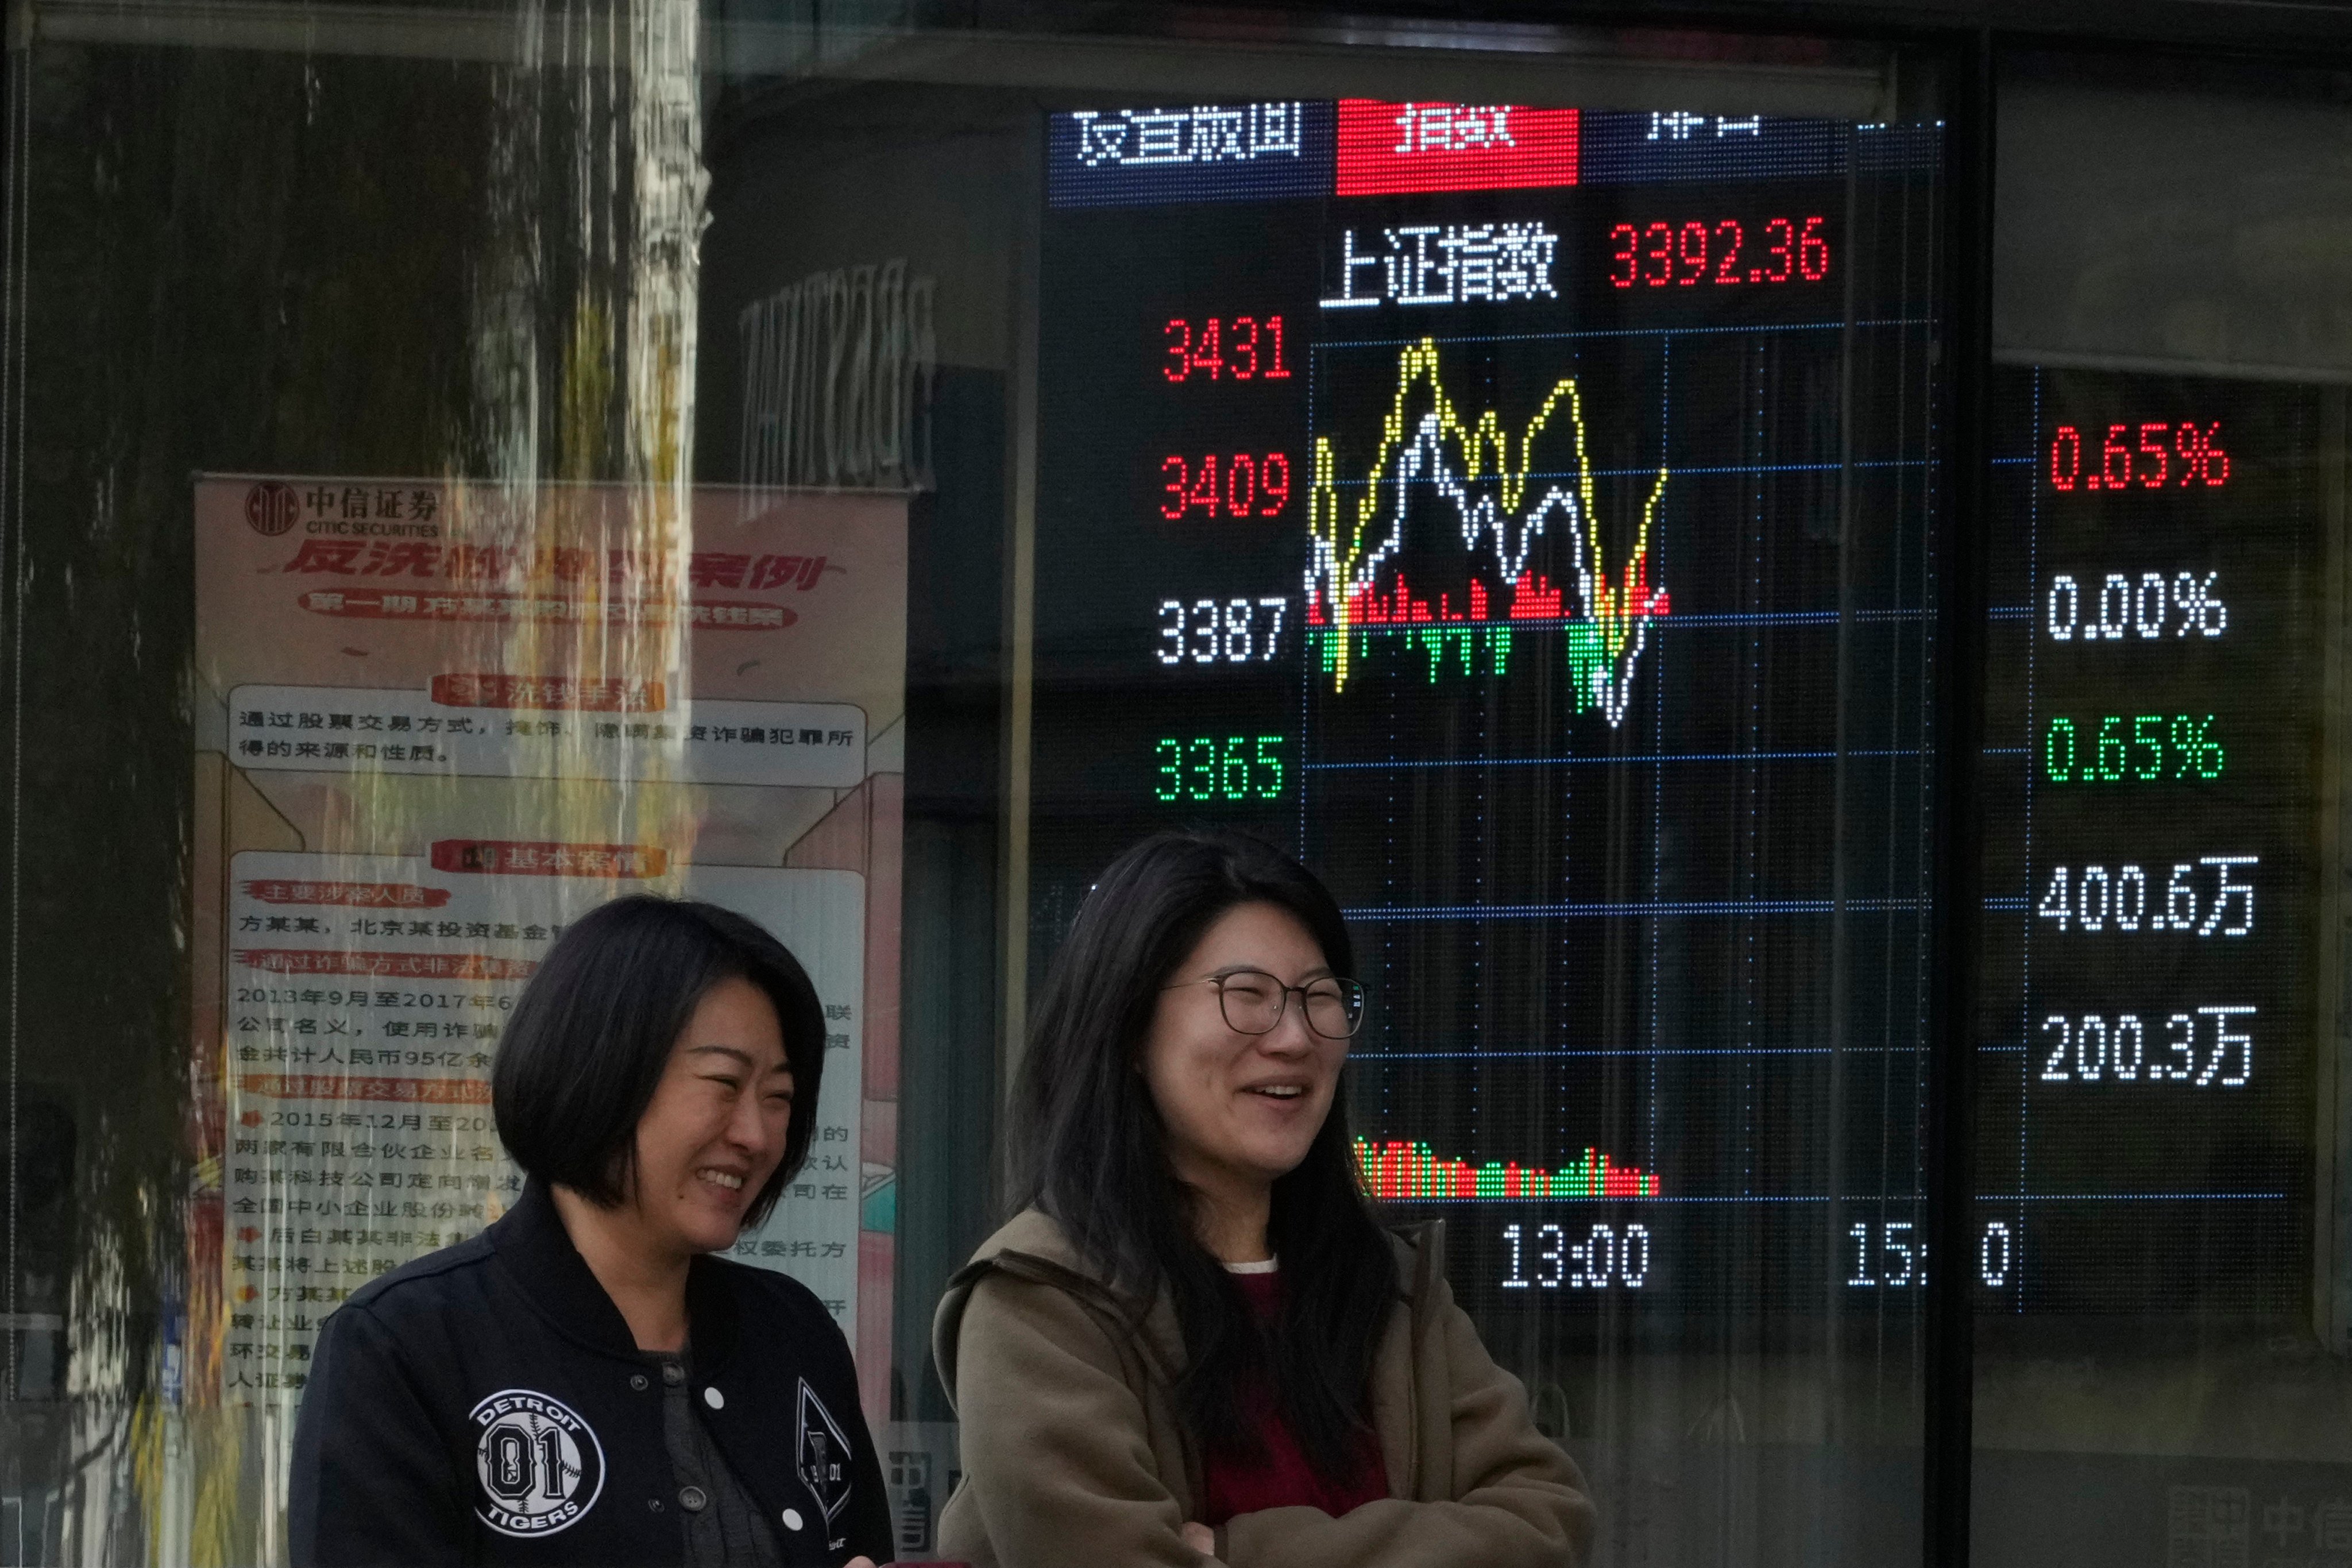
xmin=1336 ymin=101 xmax=1579 ymax=196
xmin=1354 ymin=1137 xmax=1660 ymax=1199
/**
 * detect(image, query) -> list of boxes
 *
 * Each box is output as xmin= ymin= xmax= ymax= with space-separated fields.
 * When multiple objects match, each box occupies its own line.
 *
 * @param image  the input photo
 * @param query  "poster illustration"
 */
xmin=188 ymin=476 xmax=906 ymax=1421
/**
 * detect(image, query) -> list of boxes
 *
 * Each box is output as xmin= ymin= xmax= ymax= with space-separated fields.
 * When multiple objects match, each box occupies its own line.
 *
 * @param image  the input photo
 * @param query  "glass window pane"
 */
xmin=1977 ymin=53 xmax=2352 ymax=1567
xmin=1021 ymin=34 xmax=1948 ymax=1568
xmin=0 ymin=8 xmax=1949 ymax=1565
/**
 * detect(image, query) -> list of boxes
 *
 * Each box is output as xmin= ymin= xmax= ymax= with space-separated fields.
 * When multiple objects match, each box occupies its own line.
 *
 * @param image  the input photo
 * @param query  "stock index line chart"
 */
xmin=1303 ymin=335 xmax=1671 ymax=721
xmin=1302 ymin=307 xmax=1936 ymax=1316
xmin=1033 ymin=101 xmax=1944 ymax=1323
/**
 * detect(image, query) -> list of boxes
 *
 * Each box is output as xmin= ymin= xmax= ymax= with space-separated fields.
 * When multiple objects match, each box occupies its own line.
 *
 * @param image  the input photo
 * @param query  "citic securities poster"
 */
xmin=188 ymin=476 xmax=906 ymax=1421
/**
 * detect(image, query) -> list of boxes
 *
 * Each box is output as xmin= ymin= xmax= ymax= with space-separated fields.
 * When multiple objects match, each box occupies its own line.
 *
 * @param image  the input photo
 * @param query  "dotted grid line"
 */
xmin=1905 ymin=265 xmax=1934 ymax=1303
xmin=1378 ymin=1191 xmax=2287 ymax=1204
xmin=1991 ymin=1192 xmax=2291 ymax=1203
xmin=1544 ymin=354 xmax=1565 ymax=1171
xmin=2015 ymin=369 xmax=2043 ymax=1307
xmin=1347 ymin=898 xmax=1925 ymax=921
xmin=1853 ymin=236 xmax=1891 ymax=1316
xmin=1919 ymin=251 xmax=1938 ymax=1297
xmin=1661 ymin=609 xmax=1924 ymax=625
xmin=1384 ymin=482 xmax=1400 ymax=1152
xmin=1306 ymin=747 xmax=1921 ymax=772
xmin=1471 ymin=546 xmax=1486 ymax=1117
xmin=1322 ymin=610 xmax=1924 ymax=629
xmin=1650 ymin=340 xmax=1669 ymax=1177
xmin=1741 ymin=336 xmax=1768 ymax=1202
xmin=1299 ymin=336 xmax=1315 ymax=861
xmin=1321 ymin=457 xmax=1930 ymax=484
xmin=1822 ymin=218 xmax=1899 ymax=1299
xmin=1360 ymin=1045 xmax=1917 ymax=1059
xmin=1320 ymin=317 xmax=1936 ymax=349
xmin=1866 ymin=225 xmax=1907 ymax=1308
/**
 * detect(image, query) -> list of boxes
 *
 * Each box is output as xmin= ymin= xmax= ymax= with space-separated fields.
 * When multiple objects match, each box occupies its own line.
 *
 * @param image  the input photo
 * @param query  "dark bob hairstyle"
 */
xmin=1014 ymin=832 xmax=1397 ymax=1481
xmin=493 ymin=895 xmax=827 ymax=1230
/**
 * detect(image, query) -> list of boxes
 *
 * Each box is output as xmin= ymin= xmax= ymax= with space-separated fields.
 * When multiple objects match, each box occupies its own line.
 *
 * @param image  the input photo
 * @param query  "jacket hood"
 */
xmin=932 ymin=1209 xmax=1174 ymax=1416
xmin=931 ymin=1207 xmax=1440 ymax=1419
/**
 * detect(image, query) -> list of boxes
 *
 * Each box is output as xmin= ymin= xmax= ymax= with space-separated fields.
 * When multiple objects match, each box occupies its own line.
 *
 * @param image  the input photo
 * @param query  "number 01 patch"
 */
xmin=470 ymin=1388 xmax=606 ymax=1538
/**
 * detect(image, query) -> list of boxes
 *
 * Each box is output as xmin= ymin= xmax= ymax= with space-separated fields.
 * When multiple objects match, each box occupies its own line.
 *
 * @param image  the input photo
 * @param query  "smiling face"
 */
xmin=625 ymin=975 xmax=797 ymax=1257
xmin=1141 ymin=901 xmax=1347 ymax=1223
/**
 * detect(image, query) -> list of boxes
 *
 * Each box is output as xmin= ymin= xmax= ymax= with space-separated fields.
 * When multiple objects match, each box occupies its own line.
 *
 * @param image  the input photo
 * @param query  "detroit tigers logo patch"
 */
xmin=795 ymin=1379 xmax=853 ymax=1525
xmin=469 ymin=1388 xmax=605 ymax=1538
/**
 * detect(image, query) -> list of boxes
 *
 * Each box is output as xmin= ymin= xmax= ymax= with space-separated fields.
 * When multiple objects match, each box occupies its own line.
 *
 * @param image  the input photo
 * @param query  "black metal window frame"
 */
xmin=9 ymin=5 xmax=2352 ymax=1564
xmin=1009 ymin=6 xmax=2352 ymax=1562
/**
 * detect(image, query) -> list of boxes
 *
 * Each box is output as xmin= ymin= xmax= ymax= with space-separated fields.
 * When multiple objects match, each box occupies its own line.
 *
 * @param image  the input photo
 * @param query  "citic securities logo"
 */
xmin=246 ymin=480 xmax=443 ymax=539
xmin=244 ymin=482 xmax=300 ymax=537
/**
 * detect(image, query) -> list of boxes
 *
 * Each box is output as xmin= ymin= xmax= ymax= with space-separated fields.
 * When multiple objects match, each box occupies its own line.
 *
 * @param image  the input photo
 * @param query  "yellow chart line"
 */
xmin=1307 ymin=336 xmax=1670 ymax=698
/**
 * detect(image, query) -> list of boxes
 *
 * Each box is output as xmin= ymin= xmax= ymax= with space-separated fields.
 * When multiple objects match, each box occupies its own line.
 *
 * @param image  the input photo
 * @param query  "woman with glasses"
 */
xmin=932 ymin=832 xmax=1593 ymax=1567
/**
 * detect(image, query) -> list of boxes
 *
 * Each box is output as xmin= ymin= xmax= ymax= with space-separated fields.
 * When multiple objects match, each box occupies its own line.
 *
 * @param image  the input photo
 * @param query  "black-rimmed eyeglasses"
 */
xmin=1163 ymin=969 xmax=1366 ymax=1039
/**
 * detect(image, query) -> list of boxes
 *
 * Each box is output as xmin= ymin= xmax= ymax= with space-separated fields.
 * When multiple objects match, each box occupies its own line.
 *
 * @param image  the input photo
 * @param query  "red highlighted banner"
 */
xmin=430 ymin=840 xmax=668 ymax=878
xmin=233 ymin=949 xmax=539 ymax=980
xmin=240 ymin=879 xmax=450 ymax=909
xmin=238 ymin=1073 xmax=492 ymax=1104
xmin=1337 ymin=101 xmax=1578 ymax=196
xmin=431 ymin=674 xmax=667 ymax=712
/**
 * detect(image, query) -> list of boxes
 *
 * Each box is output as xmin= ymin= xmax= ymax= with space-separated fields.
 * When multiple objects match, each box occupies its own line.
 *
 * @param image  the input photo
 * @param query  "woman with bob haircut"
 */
xmin=291 ymin=895 xmax=890 ymax=1568
xmin=934 ymin=831 xmax=1594 ymax=1567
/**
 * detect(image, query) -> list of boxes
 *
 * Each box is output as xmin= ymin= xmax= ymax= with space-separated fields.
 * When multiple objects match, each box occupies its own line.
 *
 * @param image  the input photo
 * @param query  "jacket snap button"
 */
xmin=628 ymin=1373 xmax=648 ymax=1392
xmin=661 ymin=1362 xmax=685 ymax=1387
xmin=781 ymin=1508 xmax=803 ymax=1532
xmin=678 ymin=1486 xmax=708 ymax=1513
xmin=647 ymin=1499 xmax=665 ymax=1512
xmin=702 ymin=1387 xmax=724 ymax=1411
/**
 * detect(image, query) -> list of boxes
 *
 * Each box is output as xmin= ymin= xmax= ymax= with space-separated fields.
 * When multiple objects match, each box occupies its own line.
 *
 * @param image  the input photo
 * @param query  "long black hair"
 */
xmin=1014 ymin=831 xmax=1397 ymax=1480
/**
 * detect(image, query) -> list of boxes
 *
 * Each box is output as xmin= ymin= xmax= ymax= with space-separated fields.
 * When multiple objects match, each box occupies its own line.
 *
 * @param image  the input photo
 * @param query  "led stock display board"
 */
xmin=1979 ymin=369 xmax=2328 ymax=1316
xmin=1028 ymin=98 xmax=2322 ymax=1322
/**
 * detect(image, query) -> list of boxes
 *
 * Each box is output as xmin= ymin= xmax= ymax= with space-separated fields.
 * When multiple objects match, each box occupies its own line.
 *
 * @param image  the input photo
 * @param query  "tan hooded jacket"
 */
xmin=930 ymin=1208 xmax=1596 ymax=1568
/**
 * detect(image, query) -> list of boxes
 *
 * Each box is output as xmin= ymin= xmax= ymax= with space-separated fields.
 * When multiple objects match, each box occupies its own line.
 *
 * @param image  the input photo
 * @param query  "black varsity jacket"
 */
xmin=289 ymin=1179 xmax=891 ymax=1567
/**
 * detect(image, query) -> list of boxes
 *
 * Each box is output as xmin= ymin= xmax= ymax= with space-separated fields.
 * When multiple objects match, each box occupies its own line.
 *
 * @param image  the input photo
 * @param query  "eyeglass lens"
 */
xmin=1216 ymin=971 xmax=1364 ymax=1037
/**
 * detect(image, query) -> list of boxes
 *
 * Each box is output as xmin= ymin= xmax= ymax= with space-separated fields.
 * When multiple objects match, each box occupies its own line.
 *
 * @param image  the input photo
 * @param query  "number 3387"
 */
xmin=1159 ymin=597 xmax=1287 ymax=665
